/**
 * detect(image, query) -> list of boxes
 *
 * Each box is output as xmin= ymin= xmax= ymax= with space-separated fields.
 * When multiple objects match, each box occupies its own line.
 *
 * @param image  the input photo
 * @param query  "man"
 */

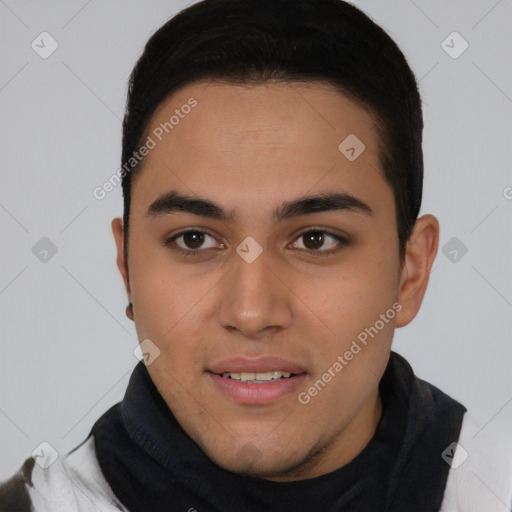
xmin=1 ymin=0 xmax=511 ymax=510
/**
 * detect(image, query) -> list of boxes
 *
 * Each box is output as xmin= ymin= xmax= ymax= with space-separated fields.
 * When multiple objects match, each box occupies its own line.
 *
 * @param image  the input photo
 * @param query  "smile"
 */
xmin=208 ymin=371 xmax=307 ymax=404
xmin=221 ymin=371 xmax=294 ymax=383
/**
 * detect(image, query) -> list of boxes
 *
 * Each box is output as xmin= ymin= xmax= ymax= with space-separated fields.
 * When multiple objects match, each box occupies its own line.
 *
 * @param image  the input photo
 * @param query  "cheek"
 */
xmin=127 ymin=238 xmax=207 ymax=350
xmin=305 ymin=253 xmax=398 ymax=336
xmin=294 ymin=245 xmax=399 ymax=386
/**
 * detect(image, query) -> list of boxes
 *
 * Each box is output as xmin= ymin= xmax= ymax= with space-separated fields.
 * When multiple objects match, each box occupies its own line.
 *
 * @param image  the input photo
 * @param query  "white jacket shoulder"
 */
xmin=440 ymin=413 xmax=512 ymax=512
xmin=28 ymin=436 xmax=127 ymax=512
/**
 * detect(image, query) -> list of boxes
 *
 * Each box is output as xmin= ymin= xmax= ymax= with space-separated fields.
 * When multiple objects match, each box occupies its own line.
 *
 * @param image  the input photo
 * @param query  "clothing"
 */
xmin=1 ymin=352 xmax=511 ymax=511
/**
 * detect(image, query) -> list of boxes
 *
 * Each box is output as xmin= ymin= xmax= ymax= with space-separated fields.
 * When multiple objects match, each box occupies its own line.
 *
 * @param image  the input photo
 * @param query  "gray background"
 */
xmin=1 ymin=0 xmax=511 ymax=479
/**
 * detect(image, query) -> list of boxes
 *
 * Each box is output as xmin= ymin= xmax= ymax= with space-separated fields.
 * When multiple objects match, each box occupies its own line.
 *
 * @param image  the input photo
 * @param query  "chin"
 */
xmin=204 ymin=440 xmax=309 ymax=479
xmin=217 ymin=456 xmax=298 ymax=479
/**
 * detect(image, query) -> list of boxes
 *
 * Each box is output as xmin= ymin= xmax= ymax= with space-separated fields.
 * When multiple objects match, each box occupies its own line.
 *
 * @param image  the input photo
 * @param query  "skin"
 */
xmin=112 ymin=80 xmax=439 ymax=481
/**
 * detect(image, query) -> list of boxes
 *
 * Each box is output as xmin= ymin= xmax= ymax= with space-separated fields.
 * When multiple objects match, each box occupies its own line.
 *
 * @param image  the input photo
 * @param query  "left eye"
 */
xmin=290 ymin=230 xmax=346 ymax=252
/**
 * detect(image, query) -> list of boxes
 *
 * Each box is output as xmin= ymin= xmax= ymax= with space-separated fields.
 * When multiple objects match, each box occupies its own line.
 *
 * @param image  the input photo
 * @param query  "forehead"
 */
xmin=130 ymin=80 xmax=394 ymax=223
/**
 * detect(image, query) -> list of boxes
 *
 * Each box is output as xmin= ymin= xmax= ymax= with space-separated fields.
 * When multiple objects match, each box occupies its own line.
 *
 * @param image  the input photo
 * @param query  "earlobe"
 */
xmin=112 ymin=218 xmax=131 ymax=298
xmin=395 ymin=214 xmax=439 ymax=328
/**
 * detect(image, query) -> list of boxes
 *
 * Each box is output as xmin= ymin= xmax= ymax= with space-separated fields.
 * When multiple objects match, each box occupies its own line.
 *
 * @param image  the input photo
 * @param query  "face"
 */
xmin=112 ymin=81 xmax=437 ymax=481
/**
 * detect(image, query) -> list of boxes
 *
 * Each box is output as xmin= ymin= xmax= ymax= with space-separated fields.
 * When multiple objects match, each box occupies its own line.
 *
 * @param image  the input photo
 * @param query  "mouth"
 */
xmin=217 ymin=370 xmax=297 ymax=383
xmin=207 ymin=371 xmax=307 ymax=404
xmin=205 ymin=356 xmax=308 ymax=404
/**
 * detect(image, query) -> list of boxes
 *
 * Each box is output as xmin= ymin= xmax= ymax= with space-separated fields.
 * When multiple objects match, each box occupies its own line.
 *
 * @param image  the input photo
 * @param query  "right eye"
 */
xmin=164 ymin=230 xmax=224 ymax=256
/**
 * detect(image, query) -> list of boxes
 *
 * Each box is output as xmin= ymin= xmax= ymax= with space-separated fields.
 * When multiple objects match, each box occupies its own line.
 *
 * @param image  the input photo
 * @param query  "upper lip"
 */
xmin=207 ymin=355 xmax=307 ymax=375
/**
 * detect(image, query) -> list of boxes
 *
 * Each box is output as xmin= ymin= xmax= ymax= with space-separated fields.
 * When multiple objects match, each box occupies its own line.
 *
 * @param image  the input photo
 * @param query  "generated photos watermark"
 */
xmin=93 ymin=97 xmax=198 ymax=200
xmin=298 ymin=301 xmax=402 ymax=405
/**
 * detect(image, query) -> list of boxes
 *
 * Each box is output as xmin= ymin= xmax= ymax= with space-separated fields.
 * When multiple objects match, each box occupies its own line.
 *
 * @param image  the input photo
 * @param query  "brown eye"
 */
xmin=181 ymin=231 xmax=206 ymax=249
xmin=165 ymin=230 xmax=223 ymax=256
xmin=292 ymin=230 xmax=346 ymax=253
xmin=302 ymin=231 xmax=325 ymax=250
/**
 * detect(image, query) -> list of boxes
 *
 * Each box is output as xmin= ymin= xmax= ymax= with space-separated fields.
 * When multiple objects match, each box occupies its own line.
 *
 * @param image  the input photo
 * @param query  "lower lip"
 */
xmin=207 ymin=372 xmax=307 ymax=404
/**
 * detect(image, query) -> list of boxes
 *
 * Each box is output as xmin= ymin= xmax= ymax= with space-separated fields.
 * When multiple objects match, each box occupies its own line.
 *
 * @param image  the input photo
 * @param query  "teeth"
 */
xmin=221 ymin=370 xmax=293 ymax=382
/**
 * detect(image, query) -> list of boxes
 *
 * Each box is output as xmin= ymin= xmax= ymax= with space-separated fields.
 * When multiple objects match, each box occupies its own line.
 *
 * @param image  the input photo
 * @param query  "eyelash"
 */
xmin=164 ymin=228 xmax=348 ymax=258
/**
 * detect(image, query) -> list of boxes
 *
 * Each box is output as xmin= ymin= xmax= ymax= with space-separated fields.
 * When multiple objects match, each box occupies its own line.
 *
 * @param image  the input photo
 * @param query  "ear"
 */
xmin=395 ymin=214 xmax=439 ymax=328
xmin=112 ymin=217 xmax=131 ymax=299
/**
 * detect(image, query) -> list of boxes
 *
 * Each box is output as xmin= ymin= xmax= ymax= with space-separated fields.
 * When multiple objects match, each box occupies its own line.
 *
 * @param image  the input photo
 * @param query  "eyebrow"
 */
xmin=145 ymin=190 xmax=373 ymax=222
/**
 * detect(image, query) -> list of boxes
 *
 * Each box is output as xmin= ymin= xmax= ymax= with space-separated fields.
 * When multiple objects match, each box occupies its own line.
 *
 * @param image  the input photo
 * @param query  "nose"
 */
xmin=217 ymin=249 xmax=293 ymax=340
